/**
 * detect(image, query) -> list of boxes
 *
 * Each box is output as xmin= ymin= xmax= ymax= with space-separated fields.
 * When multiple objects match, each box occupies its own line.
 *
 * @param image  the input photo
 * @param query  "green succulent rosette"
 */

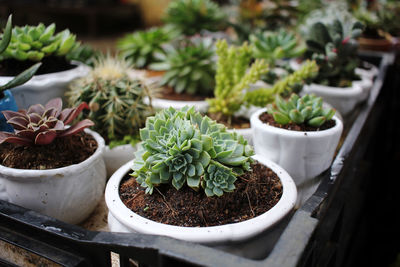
xmin=132 ymin=106 xmax=254 ymax=196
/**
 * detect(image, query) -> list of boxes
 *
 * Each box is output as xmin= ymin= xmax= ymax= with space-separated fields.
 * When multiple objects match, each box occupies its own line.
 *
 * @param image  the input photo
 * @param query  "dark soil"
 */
xmin=159 ymin=86 xmax=210 ymax=101
xmin=259 ymin=112 xmax=336 ymax=131
xmin=0 ymin=56 xmax=74 ymax=76
xmin=120 ymin=162 xmax=282 ymax=227
xmin=207 ymin=112 xmax=250 ymax=129
xmin=0 ymin=132 xmax=97 ymax=169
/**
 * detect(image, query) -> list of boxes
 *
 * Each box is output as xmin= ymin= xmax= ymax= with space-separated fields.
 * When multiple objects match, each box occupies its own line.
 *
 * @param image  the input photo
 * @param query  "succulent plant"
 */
xmin=66 ymin=43 xmax=100 ymax=67
xmin=267 ymin=93 xmax=336 ymax=127
xmin=250 ymin=30 xmax=306 ymax=66
xmin=0 ymin=98 xmax=93 ymax=146
xmin=117 ymin=26 xmax=180 ymax=68
xmin=1 ymin=15 xmax=42 ymax=98
xmin=0 ymin=22 xmax=78 ymax=61
xmin=304 ymin=19 xmax=363 ymax=87
xmin=66 ymin=55 xmax=153 ymax=142
xmin=164 ymin=0 xmax=226 ymax=36
xmin=207 ymin=39 xmax=269 ymax=121
xmin=132 ymin=106 xmax=254 ymax=197
xmin=244 ymin=60 xmax=318 ymax=107
xmin=149 ymin=37 xmax=215 ymax=96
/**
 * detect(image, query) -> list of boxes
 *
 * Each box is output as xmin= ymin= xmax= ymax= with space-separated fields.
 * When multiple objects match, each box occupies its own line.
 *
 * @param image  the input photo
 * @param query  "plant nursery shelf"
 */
xmin=0 ymin=51 xmax=397 ymax=267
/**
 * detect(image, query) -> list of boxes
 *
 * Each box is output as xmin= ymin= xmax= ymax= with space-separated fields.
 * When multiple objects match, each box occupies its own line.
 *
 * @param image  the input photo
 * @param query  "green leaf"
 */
xmin=0 ymin=15 xmax=12 ymax=54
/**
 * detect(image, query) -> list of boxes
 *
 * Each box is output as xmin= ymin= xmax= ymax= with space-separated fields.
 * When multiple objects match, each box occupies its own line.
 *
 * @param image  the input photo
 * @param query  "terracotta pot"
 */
xmin=105 ymin=155 xmax=297 ymax=245
xmin=0 ymin=129 xmax=106 ymax=224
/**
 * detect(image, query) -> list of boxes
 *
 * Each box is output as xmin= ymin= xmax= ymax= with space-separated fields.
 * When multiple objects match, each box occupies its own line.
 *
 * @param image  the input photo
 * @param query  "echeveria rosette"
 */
xmin=203 ymin=161 xmax=236 ymax=197
xmin=132 ymin=106 xmax=254 ymax=197
xmin=268 ymin=93 xmax=336 ymax=127
xmin=0 ymin=98 xmax=94 ymax=146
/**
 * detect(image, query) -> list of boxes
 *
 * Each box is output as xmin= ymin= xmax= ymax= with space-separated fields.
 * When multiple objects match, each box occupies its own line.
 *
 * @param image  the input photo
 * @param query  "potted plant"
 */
xmin=0 ymin=15 xmax=41 ymax=131
xmin=0 ymin=20 xmax=90 ymax=109
xmin=117 ymin=25 xmax=180 ymax=80
xmin=207 ymin=39 xmax=318 ymax=143
xmin=0 ymin=98 xmax=106 ymax=224
xmin=250 ymin=93 xmax=343 ymax=206
xmin=105 ymin=106 xmax=297 ymax=247
xmin=147 ymin=37 xmax=215 ymax=112
xmin=300 ymin=18 xmax=373 ymax=115
xmin=163 ymin=0 xmax=227 ymax=36
xmin=66 ymin=55 xmax=154 ymax=177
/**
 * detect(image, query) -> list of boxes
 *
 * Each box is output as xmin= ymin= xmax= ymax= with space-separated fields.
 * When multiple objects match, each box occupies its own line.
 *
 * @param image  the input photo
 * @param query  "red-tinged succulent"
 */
xmin=0 ymin=98 xmax=94 ymax=146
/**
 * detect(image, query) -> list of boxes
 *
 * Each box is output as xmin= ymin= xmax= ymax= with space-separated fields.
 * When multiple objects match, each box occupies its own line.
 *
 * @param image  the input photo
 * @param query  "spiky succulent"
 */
xmin=132 ymin=106 xmax=254 ymax=197
xmin=250 ymin=30 xmax=306 ymax=66
xmin=304 ymin=19 xmax=364 ymax=87
xmin=117 ymin=26 xmax=180 ymax=68
xmin=0 ymin=23 xmax=77 ymax=61
xmin=164 ymin=0 xmax=226 ymax=36
xmin=0 ymin=98 xmax=93 ymax=146
xmin=267 ymin=93 xmax=335 ymax=127
xmin=149 ymin=37 xmax=215 ymax=95
xmin=66 ymin=55 xmax=153 ymax=142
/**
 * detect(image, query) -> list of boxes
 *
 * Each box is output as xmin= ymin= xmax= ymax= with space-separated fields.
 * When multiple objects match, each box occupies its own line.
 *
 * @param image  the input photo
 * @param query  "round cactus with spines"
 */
xmin=66 ymin=55 xmax=153 ymax=142
xmin=132 ymin=106 xmax=254 ymax=197
xmin=0 ymin=23 xmax=78 ymax=61
xmin=268 ymin=93 xmax=336 ymax=127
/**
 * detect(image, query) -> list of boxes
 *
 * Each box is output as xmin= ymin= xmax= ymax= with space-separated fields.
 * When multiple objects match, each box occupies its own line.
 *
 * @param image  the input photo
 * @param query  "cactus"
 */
xmin=250 ymin=30 xmax=306 ymax=66
xmin=0 ymin=98 xmax=93 ymax=146
xmin=267 ymin=93 xmax=336 ymax=127
xmin=132 ymin=106 xmax=254 ymax=196
xmin=164 ymin=0 xmax=226 ymax=36
xmin=0 ymin=22 xmax=78 ymax=61
xmin=117 ymin=26 xmax=180 ymax=68
xmin=149 ymin=37 xmax=215 ymax=96
xmin=66 ymin=55 xmax=153 ymax=142
xmin=304 ymin=16 xmax=364 ymax=87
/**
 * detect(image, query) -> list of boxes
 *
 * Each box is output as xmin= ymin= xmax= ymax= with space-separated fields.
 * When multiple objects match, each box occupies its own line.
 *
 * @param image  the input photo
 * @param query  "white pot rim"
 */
xmin=105 ymin=154 xmax=297 ymax=244
xmin=250 ymin=108 xmax=343 ymax=138
xmin=0 ymin=128 xmax=105 ymax=179
xmin=0 ymin=61 xmax=89 ymax=89
xmin=305 ymin=82 xmax=363 ymax=97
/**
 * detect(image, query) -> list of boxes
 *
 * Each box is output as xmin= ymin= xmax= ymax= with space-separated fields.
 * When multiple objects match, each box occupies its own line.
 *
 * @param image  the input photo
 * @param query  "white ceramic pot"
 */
xmin=251 ymin=108 xmax=343 ymax=206
xmin=104 ymin=144 xmax=138 ymax=178
xmin=0 ymin=61 xmax=90 ymax=109
xmin=105 ymin=154 xmax=297 ymax=245
xmin=302 ymin=82 xmax=364 ymax=116
xmin=143 ymin=96 xmax=209 ymax=113
xmin=0 ymin=129 xmax=106 ymax=224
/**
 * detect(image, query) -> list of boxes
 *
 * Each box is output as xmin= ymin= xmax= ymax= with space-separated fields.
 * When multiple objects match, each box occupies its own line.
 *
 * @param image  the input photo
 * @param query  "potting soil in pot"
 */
xmin=207 ymin=112 xmax=250 ymax=129
xmin=0 ymin=131 xmax=97 ymax=169
xmin=119 ymin=162 xmax=282 ymax=227
xmin=0 ymin=56 xmax=74 ymax=76
xmin=259 ymin=112 xmax=336 ymax=131
xmin=158 ymin=86 xmax=210 ymax=101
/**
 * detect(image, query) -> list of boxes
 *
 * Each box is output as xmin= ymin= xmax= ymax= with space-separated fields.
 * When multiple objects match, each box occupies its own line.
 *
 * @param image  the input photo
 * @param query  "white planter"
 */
xmin=302 ymin=82 xmax=364 ymax=116
xmin=143 ymin=96 xmax=209 ymax=113
xmin=105 ymin=155 xmax=297 ymax=245
xmin=0 ymin=129 xmax=106 ymax=224
xmin=104 ymin=144 xmax=138 ymax=178
xmin=251 ymin=108 xmax=343 ymax=206
xmin=0 ymin=61 xmax=90 ymax=109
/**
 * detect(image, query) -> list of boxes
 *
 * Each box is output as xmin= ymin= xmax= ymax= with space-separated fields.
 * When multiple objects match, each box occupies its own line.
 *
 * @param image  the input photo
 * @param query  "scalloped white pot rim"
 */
xmin=304 ymin=82 xmax=363 ymax=97
xmin=0 ymin=61 xmax=89 ymax=89
xmin=0 ymin=128 xmax=105 ymax=179
xmin=105 ymin=154 xmax=297 ymax=244
xmin=250 ymin=108 xmax=343 ymax=138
